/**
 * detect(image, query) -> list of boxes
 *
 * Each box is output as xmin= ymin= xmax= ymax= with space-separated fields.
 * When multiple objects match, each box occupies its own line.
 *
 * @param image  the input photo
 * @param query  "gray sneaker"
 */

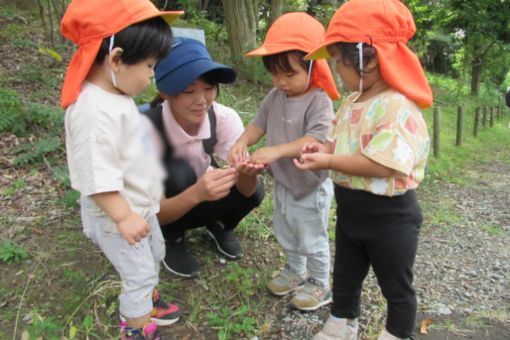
xmin=267 ymin=265 xmax=306 ymax=296
xmin=290 ymin=277 xmax=332 ymax=311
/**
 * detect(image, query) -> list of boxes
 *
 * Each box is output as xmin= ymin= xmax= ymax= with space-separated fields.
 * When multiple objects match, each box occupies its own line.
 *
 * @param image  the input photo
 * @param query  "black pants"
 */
xmin=332 ymin=185 xmax=422 ymax=338
xmin=161 ymin=158 xmax=265 ymax=242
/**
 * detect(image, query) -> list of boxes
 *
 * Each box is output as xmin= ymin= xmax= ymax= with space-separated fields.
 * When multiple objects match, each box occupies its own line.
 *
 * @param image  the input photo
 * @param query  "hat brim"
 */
xmin=156 ymin=59 xmax=236 ymax=95
xmin=305 ymin=39 xmax=341 ymax=60
xmin=245 ymin=44 xmax=297 ymax=57
xmin=140 ymin=11 xmax=183 ymax=25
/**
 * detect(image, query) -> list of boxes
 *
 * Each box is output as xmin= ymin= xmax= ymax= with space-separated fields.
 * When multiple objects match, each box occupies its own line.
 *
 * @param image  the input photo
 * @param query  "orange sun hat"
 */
xmin=246 ymin=12 xmax=340 ymax=100
xmin=60 ymin=0 xmax=183 ymax=108
xmin=306 ymin=0 xmax=433 ymax=108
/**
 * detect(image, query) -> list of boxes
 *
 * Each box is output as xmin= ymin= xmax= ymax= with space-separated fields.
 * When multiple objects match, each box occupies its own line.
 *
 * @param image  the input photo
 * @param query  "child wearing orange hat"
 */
xmin=229 ymin=12 xmax=340 ymax=312
xmin=294 ymin=0 xmax=432 ymax=339
xmin=60 ymin=0 xmax=183 ymax=338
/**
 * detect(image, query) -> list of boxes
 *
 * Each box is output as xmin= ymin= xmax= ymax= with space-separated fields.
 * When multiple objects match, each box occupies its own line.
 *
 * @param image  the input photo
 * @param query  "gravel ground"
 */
xmin=264 ymin=159 xmax=510 ymax=339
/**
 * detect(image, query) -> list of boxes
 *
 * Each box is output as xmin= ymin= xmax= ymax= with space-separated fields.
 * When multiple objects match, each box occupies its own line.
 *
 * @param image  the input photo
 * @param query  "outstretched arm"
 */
xmin=249 ymin=135 xmax=318 ymax=165
xmin=294 ymin=151 xmax=395 ymax=177
xmin=228 ymin=124 xmax=265 ymax=164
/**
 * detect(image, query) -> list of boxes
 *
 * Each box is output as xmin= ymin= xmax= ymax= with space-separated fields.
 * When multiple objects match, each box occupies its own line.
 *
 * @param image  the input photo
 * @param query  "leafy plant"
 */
xmin=14 ymin=138 xmax=62 ymax=166
xmin=207 ymin=305 xmax=256 ymax=340
xmin=0 ymin=87 xmax=26 ymax=134
xmin=24 ymin=312 xmax=63 ymax=339
xmin=0 ymin=241 xmax=29 ymax=263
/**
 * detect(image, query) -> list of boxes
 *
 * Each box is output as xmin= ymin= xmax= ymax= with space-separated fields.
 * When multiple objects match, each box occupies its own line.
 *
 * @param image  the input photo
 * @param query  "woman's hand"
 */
xmin=195 ymin=167 xmax=238 ymax=201
xmin=294 ymin=152 xmax=332 ymax=171
xmin=228 ymin=142 xmax=249 ymax=165
xmin=117 ymin=212 xmax=150 ymax=245
xmin=249 ymin=146 xmax=280 ymax=165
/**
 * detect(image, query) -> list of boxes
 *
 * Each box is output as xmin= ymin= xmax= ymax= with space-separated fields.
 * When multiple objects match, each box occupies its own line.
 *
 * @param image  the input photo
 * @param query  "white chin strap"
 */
xmin=356 ymin=42 xmax=363 ymax=93
xmin=109 ymin=35 xmax=118 ymax=88
xmin=303 ymin=60 xmax=314 ymax=93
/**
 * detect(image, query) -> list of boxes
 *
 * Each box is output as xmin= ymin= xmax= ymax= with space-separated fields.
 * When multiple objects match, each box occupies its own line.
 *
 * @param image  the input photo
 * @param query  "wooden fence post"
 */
xmin=433 ymin=106 xmax=440 ymax=157
xmin=490 ymin=106 xmax=494 ymax=127
xmin=456 ymin=106 xmax=463 ymax=146
xmin=474 ymin=107 xmax=480 ymax=138
xmin=482 ymin=106 xmax=487 ymax=128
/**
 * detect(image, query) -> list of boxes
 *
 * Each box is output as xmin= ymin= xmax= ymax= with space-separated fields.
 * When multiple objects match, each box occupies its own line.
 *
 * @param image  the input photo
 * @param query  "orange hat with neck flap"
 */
xmin=307 ymin=0 xmax=433 ymax=108
xmin=60 ymin=0 xmax=183 ymax=108
xmin=246 ymin=12 xmax=340 ymax=100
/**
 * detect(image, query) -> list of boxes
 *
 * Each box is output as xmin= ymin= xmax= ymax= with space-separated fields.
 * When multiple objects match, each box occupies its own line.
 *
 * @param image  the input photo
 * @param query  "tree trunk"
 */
xmin=222 ymin=0 xmax=258 ymax=82
xmin=269 ymin=0 xmax=285 ymax=25
xmin=470 ymin=58 xmax=482 ymax=96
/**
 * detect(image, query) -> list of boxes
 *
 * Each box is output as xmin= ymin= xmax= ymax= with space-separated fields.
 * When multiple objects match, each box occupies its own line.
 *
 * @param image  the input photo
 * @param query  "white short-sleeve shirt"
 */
xmin=65 ymin=82 xmax=164 ymax=216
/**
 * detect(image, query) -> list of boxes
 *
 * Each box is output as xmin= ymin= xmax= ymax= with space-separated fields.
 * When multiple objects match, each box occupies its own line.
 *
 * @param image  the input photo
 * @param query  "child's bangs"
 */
xmin=262 ymin=51 xmax=307 ymax=74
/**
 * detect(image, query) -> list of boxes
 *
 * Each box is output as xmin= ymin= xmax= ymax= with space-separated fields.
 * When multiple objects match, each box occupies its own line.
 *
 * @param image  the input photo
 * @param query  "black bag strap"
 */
xmin=204 ymin=105 xmax=219 ymax=168
xmin=143 ymin=105 xmax=172 ymax=161
xmin=142 ymin=103 xmax=219 ymax=167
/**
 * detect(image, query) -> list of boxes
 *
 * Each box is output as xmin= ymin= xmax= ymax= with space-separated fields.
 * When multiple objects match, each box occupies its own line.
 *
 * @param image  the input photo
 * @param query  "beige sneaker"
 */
xmin=312 ymin=315 xmax=358 ymax=340
xmin=290 ymin=277 xmax=332 ymax=311
xmin=267 ymin=265 xmax=305 ymax=296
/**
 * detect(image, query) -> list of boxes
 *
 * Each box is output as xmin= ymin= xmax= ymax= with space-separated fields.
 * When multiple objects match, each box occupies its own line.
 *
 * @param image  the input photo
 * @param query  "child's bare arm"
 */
xmin=228 ymin=124 xmax=265 ymax=164
xmin=295 ymin=151 xmax=395 ymax=178
xmin=91 ymin=192 xmax=149 ymax=244
xmin=250 ymin=135 xmax=318 ymax=164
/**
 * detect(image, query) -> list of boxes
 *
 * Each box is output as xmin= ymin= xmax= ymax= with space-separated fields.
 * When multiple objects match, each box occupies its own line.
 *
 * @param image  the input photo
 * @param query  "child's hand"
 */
xmin=117 ymin=212 xmax=150 ymax=245
xmin=195 ymin=167 xmax=238 ymax=201
xmin=249 ymin=146 xmax=279 ymax=164
xmin=228 ymin=142 xmax=249 ymax=165
xmin=294 ymin=152 xmax=332 ymax=171
xmin=301 ymin=142 xmax=328 ymax=154
xmin=235 ymin=161 xmax=267 ymax=176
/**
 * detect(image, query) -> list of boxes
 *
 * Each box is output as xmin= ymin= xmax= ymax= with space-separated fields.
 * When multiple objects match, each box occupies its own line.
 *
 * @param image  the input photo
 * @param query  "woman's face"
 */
xmin=167 ymin=78 xmax=217 ymax=129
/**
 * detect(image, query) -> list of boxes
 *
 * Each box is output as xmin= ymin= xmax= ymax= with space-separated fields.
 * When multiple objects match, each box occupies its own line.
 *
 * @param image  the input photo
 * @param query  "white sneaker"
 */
xmin=312 ymin=315 xmax=358 ymax=340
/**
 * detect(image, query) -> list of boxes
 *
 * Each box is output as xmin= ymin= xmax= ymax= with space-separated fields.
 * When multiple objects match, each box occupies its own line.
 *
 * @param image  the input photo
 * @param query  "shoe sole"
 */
xmin=205 ymin=229 xmax=242 ymax=260
xmin=119 ymin=314 xmax=180 ymax=326
xmin=289 ymin=296 xmax=332 ymax=311
xmin=162 ymin=259 xmax=199 ymax=279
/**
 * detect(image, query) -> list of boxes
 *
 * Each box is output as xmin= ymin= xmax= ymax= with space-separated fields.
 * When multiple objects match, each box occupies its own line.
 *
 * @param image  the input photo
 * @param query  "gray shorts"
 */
xmin=80 ymin=197 xmax=165 ymax=318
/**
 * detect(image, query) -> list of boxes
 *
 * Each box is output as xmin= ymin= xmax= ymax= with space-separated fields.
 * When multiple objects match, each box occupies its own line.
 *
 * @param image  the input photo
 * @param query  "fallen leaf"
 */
xmin=420 ymin=319 xmax=433 ymax=334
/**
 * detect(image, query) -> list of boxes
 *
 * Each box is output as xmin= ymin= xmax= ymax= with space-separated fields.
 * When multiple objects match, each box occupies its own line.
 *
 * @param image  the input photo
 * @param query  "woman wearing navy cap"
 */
xmin=146 ymin=37 xmax=265 ymax=278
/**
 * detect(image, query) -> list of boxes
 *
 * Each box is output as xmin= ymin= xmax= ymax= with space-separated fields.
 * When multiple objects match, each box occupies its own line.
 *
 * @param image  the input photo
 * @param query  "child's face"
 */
xmin=115 ymin=56 xmax=158 ymax=97
xmin=327 ymin=45 xmax=360 ymax=92
xmin=271 ymin=53 xmax=309 ymax=98
xmin=167 ymin=78 xmax=217 ymax=129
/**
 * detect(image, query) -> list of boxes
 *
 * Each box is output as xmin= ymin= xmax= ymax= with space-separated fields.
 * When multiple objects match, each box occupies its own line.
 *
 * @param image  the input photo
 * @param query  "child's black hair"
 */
xmin=331 ymin=42 xmax=377 ymax=76
xmin=262 ymin=50 xmax=311 ymax=74
xmin=95 ymin=17 xmax=172 ymax=65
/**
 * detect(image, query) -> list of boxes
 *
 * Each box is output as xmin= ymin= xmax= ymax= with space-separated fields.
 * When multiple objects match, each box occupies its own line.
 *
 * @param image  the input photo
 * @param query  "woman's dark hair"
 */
xmin=95 ymin=17 xmax=172 ymax=65
xmin=331 ymin=42 xmax=377 ymax=76
xmin=150 ymin=72 xmax=221 ymax=108
xmin=262 ymin=50 xmax=310 ymax=74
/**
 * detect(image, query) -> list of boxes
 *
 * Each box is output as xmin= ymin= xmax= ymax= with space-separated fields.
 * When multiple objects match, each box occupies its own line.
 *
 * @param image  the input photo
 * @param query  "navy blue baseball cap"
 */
xmin=155 ymin=37 xmax=237 ymax=95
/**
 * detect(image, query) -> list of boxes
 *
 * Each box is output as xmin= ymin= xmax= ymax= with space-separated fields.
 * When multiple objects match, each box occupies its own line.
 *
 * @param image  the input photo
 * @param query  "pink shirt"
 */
xmin=148 ymin=100 xmax=244 ymax=177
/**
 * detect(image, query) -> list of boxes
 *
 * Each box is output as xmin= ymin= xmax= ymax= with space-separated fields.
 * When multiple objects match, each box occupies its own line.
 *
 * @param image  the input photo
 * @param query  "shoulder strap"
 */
xmin=142 ymin=104 xmax=173 ymax=160
xmin=203 ymin=105 xmax=219 ymax=168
